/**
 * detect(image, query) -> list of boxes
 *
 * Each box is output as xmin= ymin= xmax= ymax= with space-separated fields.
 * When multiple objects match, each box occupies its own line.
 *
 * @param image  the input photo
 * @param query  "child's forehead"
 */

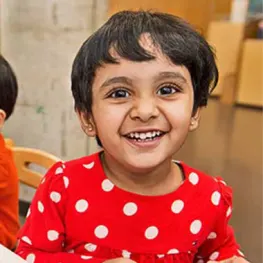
xmin=105 ymin=37 xmax=179 ymax=73
xmin=94 ymin=56 xmax=192 ymax=88
xmin=93 ymin=33 xmax=192 ymax=85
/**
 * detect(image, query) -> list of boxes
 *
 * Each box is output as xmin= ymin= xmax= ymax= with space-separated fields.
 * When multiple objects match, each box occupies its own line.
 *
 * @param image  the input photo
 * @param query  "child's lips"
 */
xmin=123 ymin=133 xmax=166 ymax=149
xmin=124 ymin=129 xmax=164 ymax=135
xmin=124 ymin=131 xmax=165 ymax=140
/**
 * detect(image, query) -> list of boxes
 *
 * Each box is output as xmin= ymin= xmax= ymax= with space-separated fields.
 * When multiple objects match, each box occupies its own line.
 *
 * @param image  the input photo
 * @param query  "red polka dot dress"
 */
xmin=16 ymin=152 xmax=244 ymax=263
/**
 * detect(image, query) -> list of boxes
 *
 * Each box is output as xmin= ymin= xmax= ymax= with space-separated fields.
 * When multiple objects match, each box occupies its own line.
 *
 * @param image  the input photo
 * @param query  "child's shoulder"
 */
xmin=51 ymin=151 xmax=102 ymax=183
xmin=180 ymin=161 xmax=233 ymax=202
xmin=43 ymin=152 xmax=101 ymax=188
xmin=180 ymin=161 xmax=220 ymax=183
xmin=63 ymin=151 xmax=100 ymax=171
xmin=0 ymin=134 xmax=9 ymax=153
xmin=0 ymin=134 xmax=16 ymax=177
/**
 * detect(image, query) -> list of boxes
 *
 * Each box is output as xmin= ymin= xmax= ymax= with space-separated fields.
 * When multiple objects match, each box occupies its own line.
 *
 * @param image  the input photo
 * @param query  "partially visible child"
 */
xmin=0 ymin=54 xmax=19 ymax=250
xmin=16 ymin=11 xmax=249 ymax=263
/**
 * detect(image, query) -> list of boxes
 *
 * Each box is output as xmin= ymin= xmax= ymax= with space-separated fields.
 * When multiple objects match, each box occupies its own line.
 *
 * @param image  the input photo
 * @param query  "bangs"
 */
xmin=82 ymin=11 xmax=199 ymax=67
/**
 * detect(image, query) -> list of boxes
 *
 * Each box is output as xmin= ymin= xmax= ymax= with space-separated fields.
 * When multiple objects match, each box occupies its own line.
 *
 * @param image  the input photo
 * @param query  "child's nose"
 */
xmin=129 ymin=97 xmax=160 ymax=122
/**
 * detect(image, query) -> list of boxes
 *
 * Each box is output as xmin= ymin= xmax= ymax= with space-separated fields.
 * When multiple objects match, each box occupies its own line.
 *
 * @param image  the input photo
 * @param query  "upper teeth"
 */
xmin=127 ymin=131 xmax=161 ymax=139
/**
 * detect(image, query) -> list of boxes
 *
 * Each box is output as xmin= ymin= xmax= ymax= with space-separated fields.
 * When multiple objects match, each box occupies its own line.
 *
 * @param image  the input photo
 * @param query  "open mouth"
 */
xmin=124 ymin=130 xmax=166 ymax=142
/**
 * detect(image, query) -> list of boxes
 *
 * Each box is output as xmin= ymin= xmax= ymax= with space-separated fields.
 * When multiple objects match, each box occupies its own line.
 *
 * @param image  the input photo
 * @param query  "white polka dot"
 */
xmin=123 ymin=202 xmax=138 ymax=216
xmin=145 ymin=226 xmax=159 ymax=240
xmin=26 ymin=253 xmax=36 ymax=263
xmin=55 ymin=167 xmax=63 ymax=175
xmin=84 ymin=243 xmax=97 ymax=252
xmin=47 ymin=230 xmax=59 ymax=241
xmin=21 ymin=236 xmax=32 ymax=245
xmin=62 ymin=163 xmax=66 ymax=169
xmin=157 ymin=254 xmax=165 ymax=258
xmin=94 ymin=225 xmax=109 ymax=239
xmin=171 ymin=200 xmax=184 ymax=214
xmin=190 ymin=220 xmax=202 ymax=234
xmin=67 ymin=249 xmax=74 ymax=253
xmin=207 ymin=232 xmax=217 ymax=239
xmin=167 ymin=248 xmax=179 ymax=254
xmin=122 ymin=250 xmax=131 ymax=258
xmin=41 ymin=177 xmax=46 ymax=184
xmin=26 ymin=208 xmax=31 ymax=218
xmin=102 ymin=179 xmax=114 ymax=192
xmin=81 ymin=255 xmax=93 ymax=260
xmin=83 ymin=162 xmax=95 ymax=169
xmin=219 ymin=180 xmax=227 ymax=185
xmin=211 ymin=191 xmax=221 ymax=206
xmin=227 ymin=206 xmax=232 ymax=217
xmin=197 ymin=260 xmax=204 ymax=263
xmin=63 ymin=176 xmax=69 ymax=189
xmin=75 ymin=199 xmax=89 ymax=213
xmin=189 ymin=172 xmax=199 ymax=185
xmin=209 ymin=251 xmax=219 ymax=261
xmin=38 ymin=201 xmax=44 ymax=213
xmin=238 ymin=249 xmax=245 ymax=256
xmin=50 ymin=192 xmax=61 ymax=203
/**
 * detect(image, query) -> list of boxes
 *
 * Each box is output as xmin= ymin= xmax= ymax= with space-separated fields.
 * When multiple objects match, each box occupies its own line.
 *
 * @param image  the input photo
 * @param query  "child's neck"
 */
xmin=100 ymin=152 xmax=184 ymax=196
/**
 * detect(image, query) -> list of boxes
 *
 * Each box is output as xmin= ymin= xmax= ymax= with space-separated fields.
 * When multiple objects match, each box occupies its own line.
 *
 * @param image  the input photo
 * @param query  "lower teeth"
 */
xmin=127 ymin=134 xmax=163 ymax=141
xmin=134 ymin=137 xmax=156 ymax=141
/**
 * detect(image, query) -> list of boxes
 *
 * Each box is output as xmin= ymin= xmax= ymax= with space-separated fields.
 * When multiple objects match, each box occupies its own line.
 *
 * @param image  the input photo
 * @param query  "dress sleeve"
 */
xmin=194 ymin=178 xmax=245 ymax=263
xmin=15 ymin=162 xmax=105 ymax=263
xmin=0 ymin=164 xmax=13 ymax=248
xmin=0 ymin=156 xmax=19 ymax=249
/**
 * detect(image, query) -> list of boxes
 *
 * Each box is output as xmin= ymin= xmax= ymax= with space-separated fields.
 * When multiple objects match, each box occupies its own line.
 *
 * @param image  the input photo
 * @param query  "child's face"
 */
xmin=79 ymin=36 xmax=201 ymax=170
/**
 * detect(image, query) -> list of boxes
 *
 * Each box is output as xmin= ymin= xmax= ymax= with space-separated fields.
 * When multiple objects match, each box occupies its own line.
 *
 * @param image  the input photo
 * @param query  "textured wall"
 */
xmin=1 ymin=0 xmax=107 ymax=160
xmin=1 ymin=0 xmax=107 ymax=201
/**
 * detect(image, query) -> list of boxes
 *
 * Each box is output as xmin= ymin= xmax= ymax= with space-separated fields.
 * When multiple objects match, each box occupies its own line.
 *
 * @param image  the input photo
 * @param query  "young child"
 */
xmin=0 ymin=54 xmax=19 ymax=250
xmin=16 ymin=11 xmax=249 ymax=263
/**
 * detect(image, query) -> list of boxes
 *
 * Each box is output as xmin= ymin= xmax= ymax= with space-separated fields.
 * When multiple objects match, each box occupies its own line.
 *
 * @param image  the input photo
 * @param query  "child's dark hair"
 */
xmin=71 ymin=10 xmax=218 ymax=146
xmin=0 ymin=55 xmax=18 ymax=120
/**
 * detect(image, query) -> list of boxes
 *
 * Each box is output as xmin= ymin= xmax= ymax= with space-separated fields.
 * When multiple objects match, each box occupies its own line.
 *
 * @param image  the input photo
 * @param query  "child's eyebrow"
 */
xmin=99 ymin=72 xmax=187 ymax=90
xmin=155 ymin=71 xmax=187 ymax=83
xmin=100 ymin=76 xmax=132 ymax=89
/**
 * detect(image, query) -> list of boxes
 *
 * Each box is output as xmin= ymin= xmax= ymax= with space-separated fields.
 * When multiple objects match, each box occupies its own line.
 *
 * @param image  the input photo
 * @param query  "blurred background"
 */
xmin=0 ymin=0 xmax=262 ymax=262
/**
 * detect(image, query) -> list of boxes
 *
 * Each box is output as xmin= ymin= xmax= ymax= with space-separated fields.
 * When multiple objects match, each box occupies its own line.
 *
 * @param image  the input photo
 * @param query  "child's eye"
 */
xmin=157 ymin=85 xmax=178 ymax=96
xmin=109 ymin=89 xmax=130 ymax=98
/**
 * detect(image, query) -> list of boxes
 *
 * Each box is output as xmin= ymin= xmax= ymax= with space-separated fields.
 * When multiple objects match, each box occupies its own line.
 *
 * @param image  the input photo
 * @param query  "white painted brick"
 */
xmin=53 ymin=1 xmax=94 ymax=30
xmin=2 ymin=0 xmax=52 ymax=31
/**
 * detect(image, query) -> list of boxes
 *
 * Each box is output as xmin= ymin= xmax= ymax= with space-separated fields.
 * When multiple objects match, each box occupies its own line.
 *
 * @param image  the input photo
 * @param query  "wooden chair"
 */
xmin=12 ymin=147 xmax=61 ymax=189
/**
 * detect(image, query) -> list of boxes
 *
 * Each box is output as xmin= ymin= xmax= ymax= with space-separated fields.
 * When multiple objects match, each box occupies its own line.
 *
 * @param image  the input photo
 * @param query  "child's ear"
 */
xmin=0 ymin=110 xmax=6 ymax=129
xmin=189 ymin=107 xmax=202 ymax=132
xmin=76 ymin=110 xmax=96 ymax=137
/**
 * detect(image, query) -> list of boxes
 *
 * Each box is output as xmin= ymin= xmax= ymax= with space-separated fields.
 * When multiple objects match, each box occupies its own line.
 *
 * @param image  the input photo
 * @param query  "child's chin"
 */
xmin=126 ymin=155 xmax=166 ymax=171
